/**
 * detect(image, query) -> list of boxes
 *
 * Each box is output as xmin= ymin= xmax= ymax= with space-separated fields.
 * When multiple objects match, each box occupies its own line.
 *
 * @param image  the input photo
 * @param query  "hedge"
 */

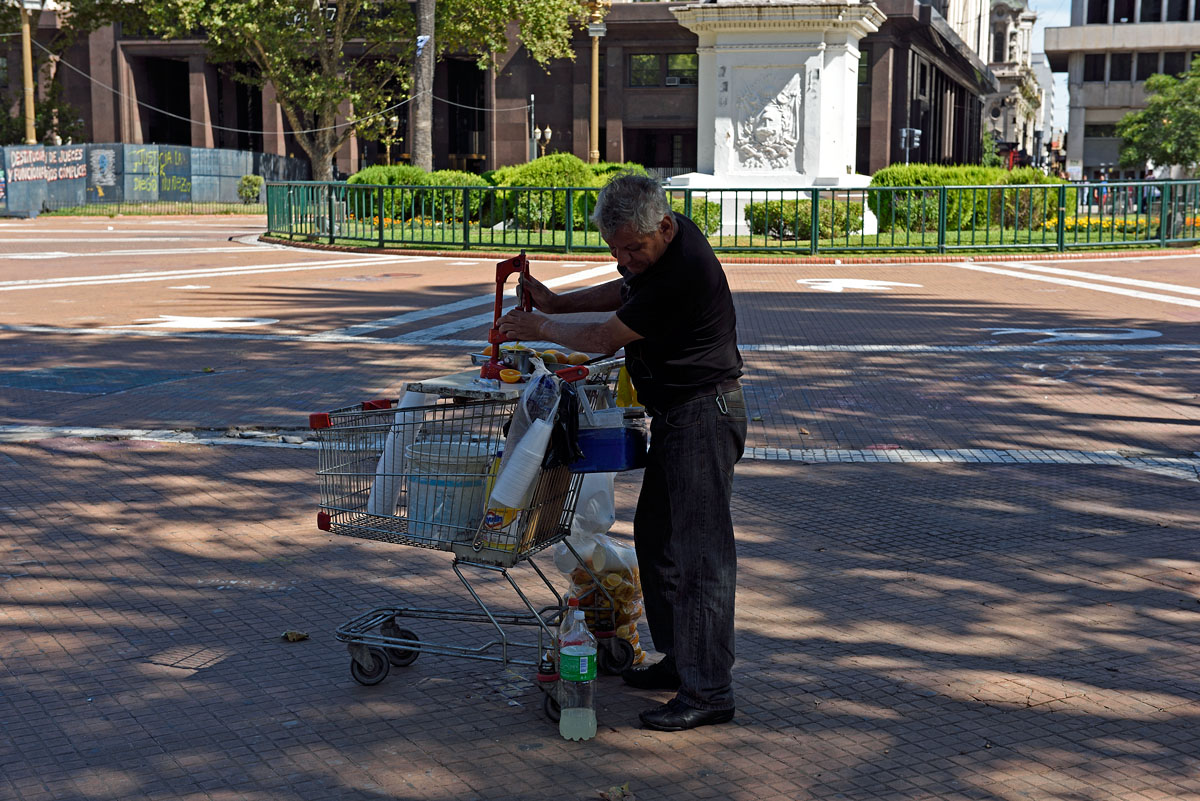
xmin=868 ymin=164 xmax=1075 ymax=232
xmin=669 ymin=196 xmax=723 ymax=235
xmin=743 ymin=198 xmax=865 ymax=239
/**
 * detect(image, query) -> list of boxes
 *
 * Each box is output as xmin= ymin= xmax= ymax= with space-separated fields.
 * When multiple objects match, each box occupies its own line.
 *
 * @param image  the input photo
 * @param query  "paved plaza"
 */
xmin=1 ymin=216 xmax=1198 ymax=801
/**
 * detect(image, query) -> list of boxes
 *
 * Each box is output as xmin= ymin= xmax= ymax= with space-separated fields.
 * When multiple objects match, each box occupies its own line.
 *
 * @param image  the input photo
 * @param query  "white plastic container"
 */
xmin=404 ymin=440 xmax=493 ymax=542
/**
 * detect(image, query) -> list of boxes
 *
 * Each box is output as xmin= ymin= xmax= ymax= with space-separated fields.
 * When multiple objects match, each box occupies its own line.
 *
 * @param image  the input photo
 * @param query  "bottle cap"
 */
xmin=567 ymin=596 xmax=580 ymax=608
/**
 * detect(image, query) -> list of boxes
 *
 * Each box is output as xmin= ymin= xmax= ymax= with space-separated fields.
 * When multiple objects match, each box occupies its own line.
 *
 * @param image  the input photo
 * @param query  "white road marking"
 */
xmin=4 ymin=246 xmax=268 ymax=259
xmin=0 ymin=255 xmax=415 ymax=291
xmin=312 ymin=263 xmax=617 ymax=340
xmin=112 ymin=315 xmax=280 ymax=329
xmin=797 ymin=278 xmax=923 ymax=292
xmin=8 ymin=252 xmax=75 ymax=260
xmin=167 ymin=285 xmax=211 ymax=290
xmin=958 ymin=262 xmax=1200 ymax=308
xmin=993 ymin=261 xmax=1200 ymax=297
xmin=983 ymin=327 xmax=1162 ymax=344
xmin=2 ymin=423 xmax=1196 ymax=481
xmin=0 ymin=237 xmax=201 ymax=243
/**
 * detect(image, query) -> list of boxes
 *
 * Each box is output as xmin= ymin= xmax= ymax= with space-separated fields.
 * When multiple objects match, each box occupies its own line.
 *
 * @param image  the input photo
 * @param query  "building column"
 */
xmin=116 ymin=46 xmax=142 ymax=144
xmin=335 ymin=97 xmax=358 ymax=177
xmin=868 ymin=43 xmax=894 ymax=173
xmin=604 ymin=44 xmax=623 ymax=162
xmin=188 ymin=55 xmax=214 ymax=148
xmin=262 ymin=82 xmax=287 ymax=155
xmin=572 ymin=41 xmax=590 ymax=161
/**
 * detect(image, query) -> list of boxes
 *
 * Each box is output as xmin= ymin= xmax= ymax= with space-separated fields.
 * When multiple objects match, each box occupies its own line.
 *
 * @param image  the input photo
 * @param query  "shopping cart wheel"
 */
xmin=543 ymin=694 xmax=561 ymax=723
xmin=598 ymin=637 xmax=635 ymax=675
xmin=379 ymin=618 xmax=420 ymax=667
xmin=349 ymin=646 xmax=390 ymax=686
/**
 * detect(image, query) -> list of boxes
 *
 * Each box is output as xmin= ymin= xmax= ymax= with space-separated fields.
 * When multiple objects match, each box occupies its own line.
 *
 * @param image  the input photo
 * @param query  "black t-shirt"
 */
xmin=615 ymin=212 xmax=742 ymax=410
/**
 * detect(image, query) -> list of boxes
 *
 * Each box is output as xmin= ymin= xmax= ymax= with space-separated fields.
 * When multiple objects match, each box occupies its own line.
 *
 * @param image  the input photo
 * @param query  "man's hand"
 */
xmin=498 ymin=308 xmax=547 ymax=342
xmin=517 ymin=274 xmax=560 ymax=313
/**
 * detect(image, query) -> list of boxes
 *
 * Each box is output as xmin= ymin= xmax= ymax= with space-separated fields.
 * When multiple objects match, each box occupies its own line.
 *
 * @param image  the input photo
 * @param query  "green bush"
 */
xmin=423 ymin=169 xmax=491 ymax=221
xmin=868 ymin=164 xmax=1073 ymax=232
xmin=669 ymin=195 xmax=723 ymax=235
xmin=496 ymin=153 xmax=599 ymax=230
xmin=346 ymin=165 xmax=430 ymax=222
xmin=237 ymin=175 xmax=264 ymax=204
xmin=590 ymin=161 xmax=649 ymax=182
xmin=743 ymin=198 xmax=865 ymax=239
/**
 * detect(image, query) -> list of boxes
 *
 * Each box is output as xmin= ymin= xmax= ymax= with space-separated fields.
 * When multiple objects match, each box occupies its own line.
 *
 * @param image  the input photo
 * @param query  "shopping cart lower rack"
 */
xmin=309 ymin=392 xmax=636 ymax=719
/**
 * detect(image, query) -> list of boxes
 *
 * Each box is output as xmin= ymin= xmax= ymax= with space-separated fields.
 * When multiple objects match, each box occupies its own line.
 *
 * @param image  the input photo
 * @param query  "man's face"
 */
xmin=604 ymin=215 xmax=675 ymax=275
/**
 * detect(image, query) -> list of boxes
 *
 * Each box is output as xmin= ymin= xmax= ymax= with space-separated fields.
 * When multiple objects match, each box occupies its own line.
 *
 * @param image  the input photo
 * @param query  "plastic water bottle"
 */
xmin=558 ymin=596 xmax=597 ymax=741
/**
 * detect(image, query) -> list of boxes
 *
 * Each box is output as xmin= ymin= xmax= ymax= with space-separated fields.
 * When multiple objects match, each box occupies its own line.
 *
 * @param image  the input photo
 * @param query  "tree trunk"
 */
xmin=411 ymin=0 xmax=435 ymax=171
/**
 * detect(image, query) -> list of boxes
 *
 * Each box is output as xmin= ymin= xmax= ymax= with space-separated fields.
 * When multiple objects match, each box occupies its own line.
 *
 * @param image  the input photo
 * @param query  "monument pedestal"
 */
xmin=670 ymin=0 xmax=884 ymax=233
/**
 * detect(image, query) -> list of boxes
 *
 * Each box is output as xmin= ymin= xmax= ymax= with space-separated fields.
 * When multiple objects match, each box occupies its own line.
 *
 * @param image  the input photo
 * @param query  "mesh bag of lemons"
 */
xmin=551 ymin=473 xmax=646 ymax=665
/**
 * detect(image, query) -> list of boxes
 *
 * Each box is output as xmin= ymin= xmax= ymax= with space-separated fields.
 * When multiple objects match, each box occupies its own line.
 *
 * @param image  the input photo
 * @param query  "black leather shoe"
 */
xmin=639 ymin=697 xmax=735 ymax=732
xmin=621 ymin=656 xmax=680 ymax=690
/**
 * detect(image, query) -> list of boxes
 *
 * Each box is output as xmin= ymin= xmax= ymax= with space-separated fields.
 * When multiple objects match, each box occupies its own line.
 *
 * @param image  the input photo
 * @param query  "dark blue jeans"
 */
xmin=634 ymin=387 xmax=747 ymax=711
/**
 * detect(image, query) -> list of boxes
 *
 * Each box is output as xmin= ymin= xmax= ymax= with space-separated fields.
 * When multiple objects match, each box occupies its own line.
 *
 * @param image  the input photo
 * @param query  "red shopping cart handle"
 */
xmin=482 ymin=251 xmax=531 ymax=379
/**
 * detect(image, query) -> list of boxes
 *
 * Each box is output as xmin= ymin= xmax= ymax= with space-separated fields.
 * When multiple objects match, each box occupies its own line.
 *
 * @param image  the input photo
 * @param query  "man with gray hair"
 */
xmin=498 ymin=173 xmax=746 ymax=732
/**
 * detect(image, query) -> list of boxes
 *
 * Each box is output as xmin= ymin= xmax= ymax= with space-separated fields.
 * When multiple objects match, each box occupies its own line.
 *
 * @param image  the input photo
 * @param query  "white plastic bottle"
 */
xmin=557 ymin=596 xmax=597 ymax=741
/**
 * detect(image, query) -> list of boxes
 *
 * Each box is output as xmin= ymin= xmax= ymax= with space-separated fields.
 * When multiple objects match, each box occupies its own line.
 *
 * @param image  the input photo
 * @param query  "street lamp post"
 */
xmin=586 ymin=0 xmax=609 ymax=165
xmin=534 ymin=125 xmax=553 ymax=157
xmin=15 ymin=1 xmax=49 ymax=145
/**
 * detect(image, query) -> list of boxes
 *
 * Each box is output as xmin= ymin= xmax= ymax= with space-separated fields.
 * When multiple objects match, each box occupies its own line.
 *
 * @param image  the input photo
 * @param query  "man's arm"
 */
xmin=497 ymin=309 xmax=641 ymax=355
xmin=522 ymin=275 xmax=625 ymax=314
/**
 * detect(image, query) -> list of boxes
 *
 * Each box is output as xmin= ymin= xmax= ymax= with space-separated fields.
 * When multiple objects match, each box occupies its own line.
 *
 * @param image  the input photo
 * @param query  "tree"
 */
xmin=411 ymin=0 xmax=595 ymax=170
xmin=980 ymin=127 xmax=1004 ymax=168
xmin=55 ymin=0 xmax=595 ymax=178
xmin=64 ymin=0 xmax=416 ymax=181
xmin=1117 ymin=57 xmax=1200 ymax=176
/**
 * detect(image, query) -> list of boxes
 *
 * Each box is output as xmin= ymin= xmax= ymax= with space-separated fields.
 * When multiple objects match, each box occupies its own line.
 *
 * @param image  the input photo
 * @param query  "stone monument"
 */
xmin=669 ymin=0 xmax=885 ymax=230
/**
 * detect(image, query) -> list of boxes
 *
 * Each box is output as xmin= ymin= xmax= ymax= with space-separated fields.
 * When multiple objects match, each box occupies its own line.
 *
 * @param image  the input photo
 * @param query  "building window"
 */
xmin=1084 ymin=124 xmax=1118 ymax=137
xmin=666 ymin=53 xmax=698 ymax=86
xmin=1163 ymin=51 xmax=1187 ymax=74
xmin=1140 ymin=0 xmax=1162 ymax=20
xmin=1113 ymin=0 xmax=1134 ymax=20
xmin=1136 ymin=52 xmax=1159 ymax=81
xmin=1087 ymin=0 xmax=1108 ymax=22
xmin=1084 ymin=54 xmax=1107 ymax=82
xmin=629 ymin=53 xmax=697 ymax=87
xmin=630 ymin=54 xmax=660 ymax=87
xmin=992 ymin=31 xmax=1006 ymax=63
xmin=1109 ymin=52 xmax=1132 ymax=81
xmin=1167 ymin=0 xmax=1188 ymax=19
xmin=857 ymin=45 xmax=871 ymax=84
xmin=857 ymin=45 xmax=872 ymax=125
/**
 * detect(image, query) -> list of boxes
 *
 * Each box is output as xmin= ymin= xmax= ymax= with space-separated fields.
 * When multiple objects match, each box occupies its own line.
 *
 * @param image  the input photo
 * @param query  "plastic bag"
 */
xmin=365 ymin=390 xmax=434 ymax=516
xmin=487 ymin=360 xmax=561 ymax=510
xmin=550 ymin=473 xmax=645 ymax=665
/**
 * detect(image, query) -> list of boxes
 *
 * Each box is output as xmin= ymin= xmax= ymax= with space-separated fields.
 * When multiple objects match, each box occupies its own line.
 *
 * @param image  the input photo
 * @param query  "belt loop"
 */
xmin=716 ymin=392 xmax=728 ymax=415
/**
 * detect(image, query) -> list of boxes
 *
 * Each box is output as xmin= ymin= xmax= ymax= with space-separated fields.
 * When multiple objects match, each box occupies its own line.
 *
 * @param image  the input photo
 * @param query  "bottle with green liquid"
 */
xmin=557 ymin=596 xmax=597 ymax=741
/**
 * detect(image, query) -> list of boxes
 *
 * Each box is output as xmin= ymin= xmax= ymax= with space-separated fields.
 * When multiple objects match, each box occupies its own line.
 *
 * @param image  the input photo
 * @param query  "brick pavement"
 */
xmin=1 ymin=218 xmax=1199 ymax=800
xmin=1 ymin=442 xmax=1197 ymax=801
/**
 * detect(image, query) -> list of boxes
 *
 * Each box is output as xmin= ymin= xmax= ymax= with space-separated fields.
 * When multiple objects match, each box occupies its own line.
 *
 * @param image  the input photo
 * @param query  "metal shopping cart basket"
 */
xmin=310 ymin=370 xmax=641 ymax=720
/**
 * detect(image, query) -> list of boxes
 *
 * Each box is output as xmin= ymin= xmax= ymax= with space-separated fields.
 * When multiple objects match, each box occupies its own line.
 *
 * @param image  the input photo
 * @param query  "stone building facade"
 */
xmin=6 ymin=0 xmax=1002 ymax=178
xmin=1044 ymin=0 xmax=1200 ymax=179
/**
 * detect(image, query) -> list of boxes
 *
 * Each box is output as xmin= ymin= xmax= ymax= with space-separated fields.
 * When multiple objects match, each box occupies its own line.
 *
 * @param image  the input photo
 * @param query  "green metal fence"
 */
xmin=265 ymin=179 xmax=1200 ymax=255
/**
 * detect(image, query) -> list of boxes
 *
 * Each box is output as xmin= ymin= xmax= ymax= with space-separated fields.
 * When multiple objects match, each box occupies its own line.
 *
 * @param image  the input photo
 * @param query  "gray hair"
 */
xmin=591 ymin=172 xmax=672 ymax=238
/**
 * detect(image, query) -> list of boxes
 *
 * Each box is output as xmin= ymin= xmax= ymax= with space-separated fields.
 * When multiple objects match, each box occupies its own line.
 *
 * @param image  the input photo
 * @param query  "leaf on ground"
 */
xmin=598 ymin=782 xmax=635 ymax=801
xmin=281 ymin=630 xmax=309 ymax=642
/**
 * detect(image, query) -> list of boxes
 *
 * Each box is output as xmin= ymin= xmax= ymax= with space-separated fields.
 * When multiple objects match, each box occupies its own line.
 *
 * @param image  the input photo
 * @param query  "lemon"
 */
xmin=567 ymin=352 xmax=589 ymax=365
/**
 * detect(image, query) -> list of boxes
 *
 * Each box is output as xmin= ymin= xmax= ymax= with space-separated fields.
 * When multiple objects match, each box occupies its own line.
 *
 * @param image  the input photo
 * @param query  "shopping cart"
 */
xmin=310 ymin=257 xmax=644 ymax=722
